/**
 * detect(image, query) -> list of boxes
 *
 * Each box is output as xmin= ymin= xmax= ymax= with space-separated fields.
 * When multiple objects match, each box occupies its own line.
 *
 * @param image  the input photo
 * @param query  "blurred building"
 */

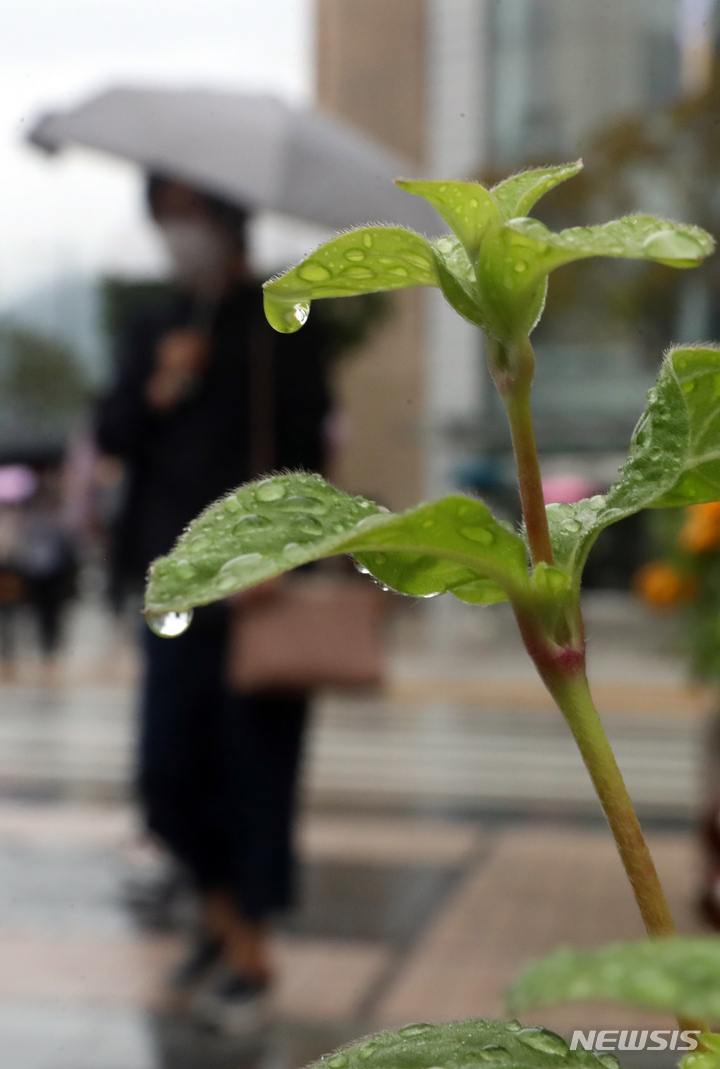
xmin=315 ymin=0 xmax=690 ymax=505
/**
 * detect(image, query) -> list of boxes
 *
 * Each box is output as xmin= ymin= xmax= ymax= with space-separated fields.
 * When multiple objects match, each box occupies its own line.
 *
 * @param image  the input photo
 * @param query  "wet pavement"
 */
xmin=0 ymin=592 xmax=712 ymax=1067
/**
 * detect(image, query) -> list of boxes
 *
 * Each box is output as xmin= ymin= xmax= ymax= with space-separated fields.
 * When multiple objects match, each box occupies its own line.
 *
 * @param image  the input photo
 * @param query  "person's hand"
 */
xmin=145 ymin=328 xmax=211 ymax=410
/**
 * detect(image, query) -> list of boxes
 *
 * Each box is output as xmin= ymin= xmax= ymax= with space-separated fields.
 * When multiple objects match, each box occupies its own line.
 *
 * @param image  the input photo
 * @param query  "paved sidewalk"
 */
xmin=0 ymin=590 xmax=710 ymax=1067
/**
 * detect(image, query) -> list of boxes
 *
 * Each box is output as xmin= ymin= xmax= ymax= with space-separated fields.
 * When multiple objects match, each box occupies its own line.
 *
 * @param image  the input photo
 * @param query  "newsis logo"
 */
xmin=570 ymin=1030 xmax=700 ymax=1052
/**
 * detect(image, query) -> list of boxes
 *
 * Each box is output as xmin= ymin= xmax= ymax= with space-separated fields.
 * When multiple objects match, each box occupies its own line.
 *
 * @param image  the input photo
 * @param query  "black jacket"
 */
xmin=95 ymin=282 xmax=330 ymax=586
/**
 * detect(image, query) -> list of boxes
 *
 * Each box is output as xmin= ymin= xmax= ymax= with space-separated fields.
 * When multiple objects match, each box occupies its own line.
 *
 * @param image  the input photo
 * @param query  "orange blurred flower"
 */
xmin=633 ymin=561 xmax=697 ymax=608
xmin=679 ymin=501 xmax=720 ymax=553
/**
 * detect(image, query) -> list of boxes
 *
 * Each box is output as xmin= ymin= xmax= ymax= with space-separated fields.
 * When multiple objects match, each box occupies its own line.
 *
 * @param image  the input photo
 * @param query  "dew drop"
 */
xmin=358 ymin=1044 xmax=379 ymax=1061
xmin=298 ymin=262 xmax=332 ymax=282
xmin=388 ymin=266 xmax=409 ymax=277
xmin=398 ymin=1023 xmax=434 ymax=1037
xmin=373 ymin=553 xmax=388 ymax=564
xmin=327 ymin=1056 xmax=348 ymax=1068
xmin=354 ymin=560 xmax=371 ymax=576
xmin=283 ymin=542 xmax=302 ymax=553
xmin=362 ymin=233 xmax=373 ymax=248
xmin=146 ymin=609 xmax=193 ymax=638
xmin=460 ymin=526 xmax=495 ymax=545
xmin=505 ymin=1020 xmax=522 ymax=1033
xmin=233 ymin=513 xmax=271 ymax=531
xmin=419 ymin=591 xmax=441 ymax=599
xmin=255 ymin=479 xmax=288 ymax=502
xmin=224 ymin=496 xmax=242 ymax=513
xmin=517 ymin=1030 xmax=569 ymax=1056
xmin=403 ymin=252 xmax=432 ymax=270
xmin=296 ymin=515 xmax=324 ymax=536
xmin=343 ymin=266 xmax=376 ymax=279
xmin=513 ymin=261 xmax=527 ymax=273
xmin=220 ymin=552 xmax=264 ymax=573
xmin=176 ymin=562 xmax=196 ymax=580
xmin=642 ymin=229 xmax=704 ymax=262
xmin=561 ymin=519 xmax=582 ymax=533
xmin=683 ymin=380 xmax=695 ymax=394
xmin=293 ymin=303 xmax=309 ymax=325
xmin=477 ymin=1045 xmax=511 ymax=1063
xmin=275 ymin=494 xmax=328 ymax=514
xmin=344 ymin=248 xmax=366 ymax=262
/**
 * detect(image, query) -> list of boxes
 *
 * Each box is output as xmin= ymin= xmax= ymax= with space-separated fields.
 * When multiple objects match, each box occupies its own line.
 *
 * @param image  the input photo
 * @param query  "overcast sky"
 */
xmin=0 ymin=0 xmax=313 ymax=306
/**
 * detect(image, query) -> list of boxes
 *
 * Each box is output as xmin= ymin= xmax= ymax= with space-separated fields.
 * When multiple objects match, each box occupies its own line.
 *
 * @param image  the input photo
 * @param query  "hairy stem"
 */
xmin=493 ymin=337 xmax=554 ymax=566
xmin=552 ymin=670 xmax=676 ymax=936
xmin=541 ymin=659 xmax=707 ymax=1034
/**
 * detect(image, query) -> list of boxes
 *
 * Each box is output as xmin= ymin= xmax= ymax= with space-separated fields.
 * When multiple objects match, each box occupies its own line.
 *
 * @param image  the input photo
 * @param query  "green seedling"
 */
xmin=145 ymin=163 xmax=719 ymax=1063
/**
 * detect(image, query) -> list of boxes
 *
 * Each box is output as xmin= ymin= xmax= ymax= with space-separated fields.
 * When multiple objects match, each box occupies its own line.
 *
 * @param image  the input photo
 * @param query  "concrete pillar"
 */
xmin=315 ymin=0 xmax=428 ymax=509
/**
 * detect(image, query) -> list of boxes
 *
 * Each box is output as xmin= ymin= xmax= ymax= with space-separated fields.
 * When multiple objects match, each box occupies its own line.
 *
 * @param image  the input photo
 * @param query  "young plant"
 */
xmin=145 ymin=163 xmax=719 ymax=1061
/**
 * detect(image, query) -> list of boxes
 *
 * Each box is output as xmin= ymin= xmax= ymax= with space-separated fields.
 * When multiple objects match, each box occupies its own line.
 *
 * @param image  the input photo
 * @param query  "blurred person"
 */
xmin=95 ymin=176 xmax=330 ymax=1035
xmin=18 ymin=465 xmax=79 ymax=662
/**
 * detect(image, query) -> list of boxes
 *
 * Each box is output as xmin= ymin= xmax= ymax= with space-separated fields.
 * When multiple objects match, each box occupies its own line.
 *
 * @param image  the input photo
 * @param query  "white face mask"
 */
xmin=158 ymin=219 xmax=232 ymax=288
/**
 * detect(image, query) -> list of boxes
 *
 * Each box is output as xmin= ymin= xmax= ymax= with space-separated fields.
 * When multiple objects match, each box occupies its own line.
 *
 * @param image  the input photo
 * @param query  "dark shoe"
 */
xmin=194 ymin=972 xmax=273 ymax=1035
xmin=166 ymin=936 xmax=222 ymax=992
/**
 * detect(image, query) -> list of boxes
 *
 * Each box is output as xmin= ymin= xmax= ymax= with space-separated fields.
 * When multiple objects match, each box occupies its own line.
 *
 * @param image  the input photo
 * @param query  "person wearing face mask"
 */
xmin=95 ymin=176 xmax=331 ymax=1035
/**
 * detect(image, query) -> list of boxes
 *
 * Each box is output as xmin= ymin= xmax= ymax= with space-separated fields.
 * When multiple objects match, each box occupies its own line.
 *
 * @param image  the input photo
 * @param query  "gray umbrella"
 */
xmin=28 ymin=86 xmax=441 ymax=234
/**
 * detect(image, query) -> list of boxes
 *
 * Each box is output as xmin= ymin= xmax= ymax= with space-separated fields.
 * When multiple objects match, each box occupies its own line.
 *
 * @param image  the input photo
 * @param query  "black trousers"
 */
xmin=138 ymin=604 xmax=307 ymax=919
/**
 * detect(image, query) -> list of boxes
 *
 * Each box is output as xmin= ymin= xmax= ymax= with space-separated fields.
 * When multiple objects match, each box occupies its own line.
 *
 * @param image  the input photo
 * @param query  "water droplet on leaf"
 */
xmin=298 ymin=261 xmax=332 ymax=282
xmin=275 ymin=494 xmax=328 ymax=514
xmin=146 ymin=610 xmax=193 ymax=638
xmin=344 ymin=248 xmax=366 ymax=262
xmin=327 ymin=1056 xmax=348 ymax=1068
xmin=398 ymin=1023 xmax=434 ymax=1037
xmin=220 ymin=552 xmax=264 ymax=573
xmin=224 ymin=497 xmax=241 ymax=513
xmin=642 ymin=229 xmax=705 ymax=262
xmin=233 ymin=514 xmax=271 ymax=531
xmin=343 ymin=266 xmax=376 ymax=280
xmin=477 ymin=1045 xmax=511 ymax=1063
xmin=460 ymin=526 xmax=495 ymax=545
xmin=517 ymin=1030 xmax=569 ymax=1055
xmin=256 ymin=479 xmax=288 ymax=502
xmin=362 ymin=233 xmax=373 ymax=248
xmin=296 ymin=515 xmax=324 ymax=536
xmin=293 ymin=302 xmax=309 ymax=325
xmin=683 ymin=380 xmax=695 ymax=394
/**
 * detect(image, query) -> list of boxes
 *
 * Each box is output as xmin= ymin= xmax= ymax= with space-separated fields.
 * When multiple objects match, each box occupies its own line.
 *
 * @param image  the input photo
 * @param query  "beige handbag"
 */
xmin=226 ymin=571 xmax=385 ymax=693
xmin=225 ymin=324 xmax=386 ymax=695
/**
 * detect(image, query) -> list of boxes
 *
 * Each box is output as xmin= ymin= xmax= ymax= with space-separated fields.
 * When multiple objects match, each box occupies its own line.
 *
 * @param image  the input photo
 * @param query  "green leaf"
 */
xmin=546 ymin=346 xmax=720 ymax=585
xmin=396 ymin=178 xmax=500 ymax=259
xmin=491 ymin=161 xmax=584 ymax=221
xmin=307 ymin=1019 xmax=616 ymax=1069
xmin=263 ymin=227 xmax=437 ymax=333
xmin=507 ymin=214 xmax=713 ymax=272
xmin=476 ymin=216 xmax=712 ymax=344
xmin=507 ymin=936 xmax=720 ymax=1019
xmin=144 ymin=473 xmax=530 ymax=615
xmin=682 ymin=1035 xmax=720 ymax=1069
xmin=429 ymin=235 xmax=486 ymax=328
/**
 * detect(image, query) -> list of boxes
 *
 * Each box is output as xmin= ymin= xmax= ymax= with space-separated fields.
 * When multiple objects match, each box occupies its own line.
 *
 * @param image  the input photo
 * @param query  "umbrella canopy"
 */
xmin=28 ymin=86 xmax=442 ymax=235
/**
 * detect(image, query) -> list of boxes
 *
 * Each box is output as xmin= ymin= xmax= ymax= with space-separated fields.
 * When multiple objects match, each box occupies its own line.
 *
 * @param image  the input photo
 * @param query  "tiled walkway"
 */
xmin=0 ymin=593 xmax=712 ymax=1067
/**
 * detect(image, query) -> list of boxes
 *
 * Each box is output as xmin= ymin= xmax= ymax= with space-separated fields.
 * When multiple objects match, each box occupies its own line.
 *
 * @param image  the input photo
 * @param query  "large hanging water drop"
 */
xmin=146 ymin=609 xmax=193 ymax=638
